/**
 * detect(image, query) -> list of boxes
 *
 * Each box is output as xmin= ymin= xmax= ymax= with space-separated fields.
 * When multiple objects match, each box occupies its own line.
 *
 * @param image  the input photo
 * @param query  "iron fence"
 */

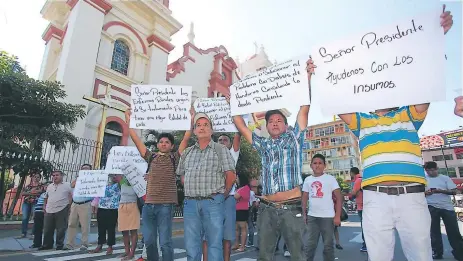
xmin=0 ymin=137 xmax=184 ymax=220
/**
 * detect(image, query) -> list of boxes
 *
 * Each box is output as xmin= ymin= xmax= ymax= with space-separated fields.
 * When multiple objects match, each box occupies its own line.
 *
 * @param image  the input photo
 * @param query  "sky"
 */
xmin=0 ymin=0 xmax=461 ymax=136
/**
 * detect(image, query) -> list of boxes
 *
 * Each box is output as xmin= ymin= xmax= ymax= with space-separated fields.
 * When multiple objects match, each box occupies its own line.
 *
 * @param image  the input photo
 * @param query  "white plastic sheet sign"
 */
xmin=104 ymin=146 xmax=148 ymax=175
xmin=121 ymin=161 xmax=147 ymax=198
xmin=73 ymin=170 xmax=108 ymax=197
xmin=194 ymin=97 xmax=237 ymax=132
xmin=229 ymin=57 xmax=310 ymax=116
xmin=311 ymin=8 xmax=446 ymax=116
xmin=130 ymin=85 xmax=192 ymax=130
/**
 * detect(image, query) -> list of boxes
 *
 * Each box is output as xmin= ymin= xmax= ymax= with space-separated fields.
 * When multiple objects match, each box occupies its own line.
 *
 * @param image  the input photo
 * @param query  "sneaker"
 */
xmin=432 ymin=253 xmax=443 ymax=259
xmin=62 ymin=245 xmax=74 ymax=250
xmin=284 ymin=251 xmax=291 ymax=257
xmin=335 ymin=244 xmax=343 ymax=250
xmin=80 ymin=245 xmax=88 ymax=251
xmin=360 ymin=246 xmax=367 ymax=252
xmin=29 ymin=244 xmax=40 ymax=249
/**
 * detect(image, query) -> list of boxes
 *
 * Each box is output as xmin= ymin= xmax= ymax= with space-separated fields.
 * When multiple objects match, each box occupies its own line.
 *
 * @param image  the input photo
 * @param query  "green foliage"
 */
xmin=235 ymin=137 xmax=261 ymax=180
xmin=336 ymin=176 xmax=351 ymax=192
xmin=0 ymin=51 xmax=86 ymax=177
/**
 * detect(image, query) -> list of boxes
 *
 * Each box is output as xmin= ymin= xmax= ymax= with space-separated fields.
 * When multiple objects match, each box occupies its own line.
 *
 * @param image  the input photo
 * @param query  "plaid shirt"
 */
xmin=177 ymin=140 xmax=236 ymax=197
xmin=252 ymin=122 xmax=306 ymax=195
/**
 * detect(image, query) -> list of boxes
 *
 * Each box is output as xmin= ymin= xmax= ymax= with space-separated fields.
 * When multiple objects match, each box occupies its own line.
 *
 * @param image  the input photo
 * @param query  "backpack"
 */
xmin=181 ymin=142 xmax=224 ymax=170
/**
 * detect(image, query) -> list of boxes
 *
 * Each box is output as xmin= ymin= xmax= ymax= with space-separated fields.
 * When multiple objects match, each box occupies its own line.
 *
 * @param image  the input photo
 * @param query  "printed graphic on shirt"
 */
xmin=310 ymin=181 xmax=324 ymax=198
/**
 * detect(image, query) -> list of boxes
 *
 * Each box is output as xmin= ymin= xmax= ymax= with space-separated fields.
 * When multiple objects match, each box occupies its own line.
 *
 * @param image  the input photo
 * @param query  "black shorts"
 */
xmin=236 ymin=210 xmax=249 ymax=222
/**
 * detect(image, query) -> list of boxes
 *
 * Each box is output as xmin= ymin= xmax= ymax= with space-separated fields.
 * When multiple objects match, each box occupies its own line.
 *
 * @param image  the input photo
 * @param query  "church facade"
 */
xmin=38 ymin=0 xmax=288 ymax=169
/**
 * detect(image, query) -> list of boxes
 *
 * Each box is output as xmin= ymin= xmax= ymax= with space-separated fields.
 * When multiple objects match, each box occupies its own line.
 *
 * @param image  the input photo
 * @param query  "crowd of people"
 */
xmin=14 ymin=6 xmax=463 ymax=261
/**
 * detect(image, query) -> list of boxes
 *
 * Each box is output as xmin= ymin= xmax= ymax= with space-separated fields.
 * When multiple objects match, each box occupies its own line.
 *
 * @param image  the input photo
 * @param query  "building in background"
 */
xmin=302 ymin=120 xmax=361 ymax=180
xmin=421 ymin=129 xmax=463 ymax=180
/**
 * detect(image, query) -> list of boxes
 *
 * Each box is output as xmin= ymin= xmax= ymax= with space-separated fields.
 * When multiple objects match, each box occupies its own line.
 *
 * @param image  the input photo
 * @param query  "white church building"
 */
xmin=38 ymin=0 xmax=286 ymax=168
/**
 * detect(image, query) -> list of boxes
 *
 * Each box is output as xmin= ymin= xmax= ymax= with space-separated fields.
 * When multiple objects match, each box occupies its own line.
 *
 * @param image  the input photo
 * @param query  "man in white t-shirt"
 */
xmin=202 ymin=133 xmax=241 ymax=261
xmin=302 ymin=154 xmax=342 ymax=261
xmin=424 ymin=161 xmax=463 ymax=260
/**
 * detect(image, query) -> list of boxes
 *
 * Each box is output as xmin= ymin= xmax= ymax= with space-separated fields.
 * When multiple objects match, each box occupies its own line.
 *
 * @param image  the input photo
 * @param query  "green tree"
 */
xmin=235 ymin=137 xmax=261 ymax=180
xmin=0 ymin=51 xmax=86 ymax=216
xmin=336 ymin=176 xmax=351 ymax=193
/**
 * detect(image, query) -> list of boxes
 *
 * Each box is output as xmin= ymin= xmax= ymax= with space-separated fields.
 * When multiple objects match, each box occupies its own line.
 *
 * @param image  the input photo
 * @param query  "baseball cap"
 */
xmin=193 ymin=112 xmax=213 ymax=128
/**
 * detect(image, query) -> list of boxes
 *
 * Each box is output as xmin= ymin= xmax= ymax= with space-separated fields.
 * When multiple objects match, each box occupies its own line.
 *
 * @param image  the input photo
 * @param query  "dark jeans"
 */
xmin=21 ymin=202 xmax=35 ymax=235
xmin=305 ymin=216 xmax=335 ymax=261
xmin=358 ymin=210 xmax=366 ymax=247
xmin=247 ymin=209 xmax=255 ymax=245
xmin=97 ymin=208 xmax=118 ymax=246
xmin=257 ymin=203 xmax=304 ymax=261
xmin=428 ymin=206 xmax=463 ymax=260
xmin=276 ymin=235 xmax=288 ymax=251
xmin=33 ymin=211 xmax=44 ymax=247
xmin=142 ymin=204 xmax=174 ymax=261
xmin=42 ymin=205 xmax=69 ymax=249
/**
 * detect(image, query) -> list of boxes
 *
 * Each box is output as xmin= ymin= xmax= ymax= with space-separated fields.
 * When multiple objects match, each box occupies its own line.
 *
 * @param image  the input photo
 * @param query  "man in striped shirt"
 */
xmin=230 ymin=59 xmax=313 ymax=261
xmin=334 ymin=9 xmax=453 ymax=261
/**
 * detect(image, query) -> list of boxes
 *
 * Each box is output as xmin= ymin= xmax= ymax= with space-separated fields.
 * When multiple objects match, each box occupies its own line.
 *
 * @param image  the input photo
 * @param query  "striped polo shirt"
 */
xmin=348 ymin=106 xmax=427 ymax=187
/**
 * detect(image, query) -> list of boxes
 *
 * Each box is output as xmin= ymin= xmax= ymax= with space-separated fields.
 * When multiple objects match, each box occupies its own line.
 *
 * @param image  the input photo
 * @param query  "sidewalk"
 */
xmin=0 ymin=219 xmax=184 ymax=252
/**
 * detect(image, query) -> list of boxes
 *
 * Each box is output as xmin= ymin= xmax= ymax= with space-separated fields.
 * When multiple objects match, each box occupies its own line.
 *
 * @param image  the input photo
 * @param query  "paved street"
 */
xmin=0 ymin=215 xmax=457 ymax=261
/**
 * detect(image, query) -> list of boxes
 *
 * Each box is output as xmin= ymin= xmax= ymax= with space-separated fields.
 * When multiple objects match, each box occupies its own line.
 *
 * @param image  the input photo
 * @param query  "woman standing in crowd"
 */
xmin=89 ymin=174 xmax=121 ymax=255
xmin=233 ymin=175 xmax=251 ymax=252
xmin=118 ymin=176 xmax=140 ymax=260
xmin=18 ymin=172 xmax=45 ymax=239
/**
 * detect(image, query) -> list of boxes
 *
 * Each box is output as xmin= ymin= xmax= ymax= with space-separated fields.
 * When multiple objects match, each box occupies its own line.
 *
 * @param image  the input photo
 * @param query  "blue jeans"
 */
xmin=21 ymin=202 xmax=34 ymax=235
xmin=142 ymin=204 xmax=174 ymax=261
xmin=184 ymin=194 xmax=225 ymax=261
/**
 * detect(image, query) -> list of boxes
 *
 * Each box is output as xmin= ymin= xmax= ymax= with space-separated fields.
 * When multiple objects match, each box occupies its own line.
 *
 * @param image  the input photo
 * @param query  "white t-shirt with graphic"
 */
xmin=229 ymin=148 xmax=240 ymax=195
xmin=302 ymin=174 xmax=340 ymax=218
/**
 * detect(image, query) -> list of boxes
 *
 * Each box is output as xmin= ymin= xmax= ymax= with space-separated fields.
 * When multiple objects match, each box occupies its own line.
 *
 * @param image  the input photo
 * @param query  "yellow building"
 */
xmin=302 ymin=120 xmax=361 ymax=181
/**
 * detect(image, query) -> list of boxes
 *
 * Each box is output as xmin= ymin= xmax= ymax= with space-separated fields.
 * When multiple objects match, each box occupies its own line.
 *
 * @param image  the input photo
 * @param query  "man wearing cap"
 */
xmin=177 ymin=113 xmax=237 ymax=261
xmin=229 ymin=59 xmax=314 ymax=261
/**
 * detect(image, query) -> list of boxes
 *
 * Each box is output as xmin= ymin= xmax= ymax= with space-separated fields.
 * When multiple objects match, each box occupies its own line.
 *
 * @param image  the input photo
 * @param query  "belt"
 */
xmin=185 ymin=193 xmax=219 ymax=200
xmin=73 ymin=200 xmax=92 ymax=205
xmin=363 ymin=184 xmax=425 ymax=196
xmin=260 ymin=199 xmax=301 ymax=209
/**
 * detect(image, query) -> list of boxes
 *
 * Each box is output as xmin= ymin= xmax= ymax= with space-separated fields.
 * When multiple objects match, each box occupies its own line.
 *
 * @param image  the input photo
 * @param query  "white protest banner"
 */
xmin=73 ymin=170 xmax=108 ymax=198
xmin=310 ymin=8 xmax=445 ymax=116
xmin=105 ymin=146 xmax=148 ymax=175
xmin=120 ymin=161 xmax=147 ymax=198
xmin=130 ymin=85 xmax=192 ymax=130
xmin=229 ymin=57 xmax=310 ymax=116
xmin=194 ymin=97 xmax=237 ymax=132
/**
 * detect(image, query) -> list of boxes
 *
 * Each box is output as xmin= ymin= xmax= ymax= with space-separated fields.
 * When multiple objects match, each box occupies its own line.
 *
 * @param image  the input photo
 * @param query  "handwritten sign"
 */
xmin=105 ymin=146 xmax=148 ymax=175
xmin=194 ymin=97 xmax=237 ymax=132
xmin=130 ymin=84 xmax=192 ymax=130
xmin=229 ymin=57 xmax=310 ymax=116
xmin=121 ymin=161 xmax=147 ymax=198
xmin=311 ymin=9 xmax=445 ymax=116
xmin=73 ymin=170 xmax=108 ymax=197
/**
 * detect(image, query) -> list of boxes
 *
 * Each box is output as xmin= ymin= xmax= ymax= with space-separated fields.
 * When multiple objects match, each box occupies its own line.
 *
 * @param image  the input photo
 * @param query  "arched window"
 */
xmin=111 ymin=39 xmax=130 ymax=75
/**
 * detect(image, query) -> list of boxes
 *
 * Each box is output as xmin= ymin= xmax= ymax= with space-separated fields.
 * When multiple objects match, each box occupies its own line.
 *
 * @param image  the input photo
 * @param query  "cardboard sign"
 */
xmin=120 ymin=161 xmax=147 ymax=198
xmin=229 ymin=57 xmax=310 ymax=116
xmin=130 ymin=85 xmax=192 ymax=130
xmin=105 ymin=146 xmax=148 ymax=175
xmin=311 ymin=8 xmax=445 ymax=116
xmin=194 ymin=97 xmax=237 ymax=132
xmin=73 ymin=170 xmax=108 ymax=197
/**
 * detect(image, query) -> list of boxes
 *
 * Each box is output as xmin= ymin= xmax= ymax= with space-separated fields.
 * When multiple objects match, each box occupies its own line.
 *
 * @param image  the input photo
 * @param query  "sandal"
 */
xmin=232 ymin=245 xmax=239 ymax=250
xmin=236 ymin=248 xmax=245 ymax=252
xmin=89 ymin=245 xmax=103 ymax=253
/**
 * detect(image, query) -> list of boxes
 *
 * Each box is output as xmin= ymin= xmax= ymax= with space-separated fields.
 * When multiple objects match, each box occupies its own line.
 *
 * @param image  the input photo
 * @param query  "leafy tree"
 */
xmin=235 ymin=137 xmax=261 ymax=180
xmin=336 ymin=176 xmax=351 ymax=193
xmin=0 ymin=51 xmax=86 ymax=216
